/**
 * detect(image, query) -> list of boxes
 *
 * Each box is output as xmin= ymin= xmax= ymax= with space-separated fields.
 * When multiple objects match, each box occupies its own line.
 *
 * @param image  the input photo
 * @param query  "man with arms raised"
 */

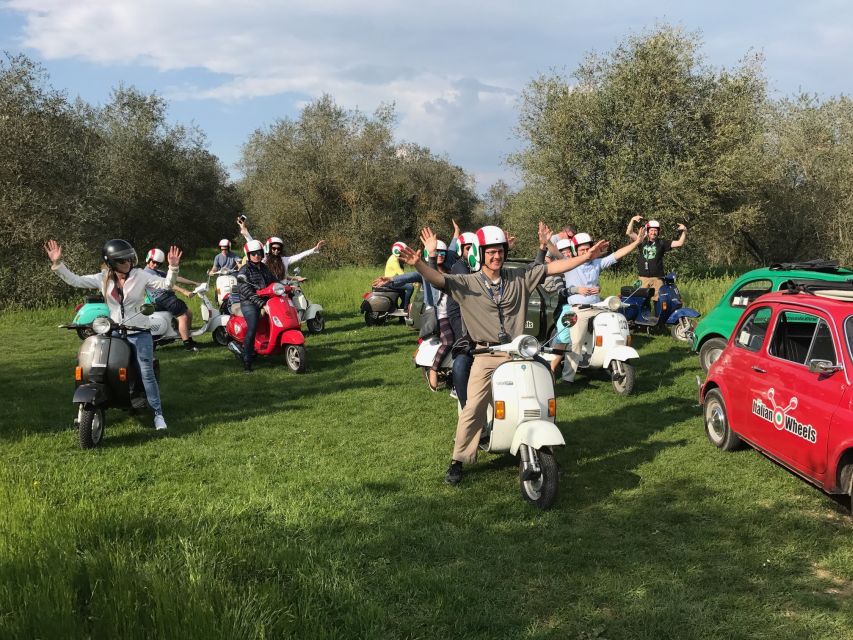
xmin=398 ymin=222 xmax=608 ymax=485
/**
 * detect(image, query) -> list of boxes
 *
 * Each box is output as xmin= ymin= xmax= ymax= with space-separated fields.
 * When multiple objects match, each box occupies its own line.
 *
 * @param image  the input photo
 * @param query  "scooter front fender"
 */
xmin=73 ymin=383 xmax=108 ymax=406
xmin=279 ymin=329 xmax=305 ymax=346
xmin=666 ymin=308 xmax=701 ymax=324
xmin=602 ymin=345 xmax=640 ymax=368
xmin=305 ymin=303 xmax=323 ymax=320
xmin=510 ymin=420 xmax=565 ymax=456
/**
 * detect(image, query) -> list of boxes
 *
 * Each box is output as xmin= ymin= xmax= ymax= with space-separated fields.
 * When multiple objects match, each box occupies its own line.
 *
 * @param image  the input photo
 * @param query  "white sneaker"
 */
xmin=449 ymin=388 xmax=458 ymax=400
xmin=154 ymin=414 xmax=168 ymax=430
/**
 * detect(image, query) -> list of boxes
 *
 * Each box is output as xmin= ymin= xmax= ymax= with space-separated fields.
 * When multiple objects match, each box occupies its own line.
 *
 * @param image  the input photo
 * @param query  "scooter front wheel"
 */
xmin=78 ymin=405 xmax=105 ymax=449
xmin=670 ymin=317 xmax=695 ymax=342
xmin=519 ymin=446 xmax=559 ymax=510
xmin=284 ymin=344 xmax=307 ymax=373
xmin=609 ymin=361 xmax=635 ymax=395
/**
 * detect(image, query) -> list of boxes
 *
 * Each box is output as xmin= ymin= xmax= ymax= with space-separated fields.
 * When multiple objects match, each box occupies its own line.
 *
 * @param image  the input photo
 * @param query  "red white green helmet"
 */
xmin=145 ymin=248 xmax=165 ymax=264
xmin=244 ymin=239 xmax=265 ymax=256
xmin=646 ymin=220 xmax=660 ymax=229
xmin=468 ymin=225 xmax=508 ymax=272
xmin=459 ymin=232 xmax=477 ymax=248
xmin=569 ymin=233 xmax=592 ymax=257
xmin=265 ymin=236 xmax=284 ymax=253
xmin=391 ymin=241 xmax=407 ymax=256
xmin=422 ymin=239 xmax=448 ymax=260
xmin=218 ymin=238 xmax=231 ymax=249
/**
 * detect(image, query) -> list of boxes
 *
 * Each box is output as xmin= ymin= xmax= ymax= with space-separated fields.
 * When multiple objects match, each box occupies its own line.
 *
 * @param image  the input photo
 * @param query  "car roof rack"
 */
xmin=780 ymin=279 xmax=853 ymax=301
xmin=769 ymin=259 xmax=848 ymax=273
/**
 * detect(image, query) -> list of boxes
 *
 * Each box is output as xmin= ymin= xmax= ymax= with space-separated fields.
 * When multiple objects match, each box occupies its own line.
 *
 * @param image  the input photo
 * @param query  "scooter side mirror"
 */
xmin=561 ymin=311 xmax=578 ymax=328
xmin=293 ymin=267 xmax=301 ymax=276
xmin=237 ymin=274 xmax=248 ymax=283
xmin=140 ymin=303 xmax=155 ymax=316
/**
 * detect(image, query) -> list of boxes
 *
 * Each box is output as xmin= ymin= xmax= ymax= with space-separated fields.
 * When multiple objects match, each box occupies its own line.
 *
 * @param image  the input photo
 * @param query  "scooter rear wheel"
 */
xmin=364 ymin=311 xmax=385 ymax=326
xmin=306 ymin=312 xmax=325 ymax=333
xmin=284 ymin=344 xmax=307 ymax=373
xmin=212 ymin=326 xmax=229 ymax=346
xmin=78 ymin=405 xmax=105 ymax=449
xmin=519 ymin=446 xmax=559 ymax=510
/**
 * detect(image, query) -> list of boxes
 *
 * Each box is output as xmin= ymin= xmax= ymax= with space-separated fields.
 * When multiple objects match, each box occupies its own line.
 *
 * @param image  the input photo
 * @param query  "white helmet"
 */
xmin=646 ymin=220 xmax=661 ymax=229
xmin=145 ymin=248 xmax=165 ymax=264
xmin=265 ymin=236 xmax=285 ymax=253
xmin=459 ymin=231 xmax=477 ymax=248
xmin=218 ymin=238 xmax=231 ymax=249
xmin=556 ymin=238 xmax=574 ymax=251
xmin=391 ymin=241 xmax=407 ymax=256
xmin=468 ymin=226 xmax=508 ymax=272
xmin=422 ymin=239 xmax=448 ymax=260
xmin=570 ymin=233 xmax=593 ymax=257
xmin=244 ymin=239 xmax=265 ymax=256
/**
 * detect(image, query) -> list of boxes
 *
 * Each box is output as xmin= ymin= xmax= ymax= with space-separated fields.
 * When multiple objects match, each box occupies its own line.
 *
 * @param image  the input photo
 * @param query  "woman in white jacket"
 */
xmin=45 ymin=239 xmax=182 ymax=430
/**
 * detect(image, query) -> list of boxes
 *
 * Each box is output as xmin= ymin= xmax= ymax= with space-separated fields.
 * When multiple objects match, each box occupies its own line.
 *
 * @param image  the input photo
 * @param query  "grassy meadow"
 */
xmin=1 ymin=260 xmax=852 ymax=639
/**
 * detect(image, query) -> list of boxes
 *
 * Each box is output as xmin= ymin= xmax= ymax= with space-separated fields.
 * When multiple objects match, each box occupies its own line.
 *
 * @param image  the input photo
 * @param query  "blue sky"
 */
xmin=1 ymin=1 xmax=851 ymax=193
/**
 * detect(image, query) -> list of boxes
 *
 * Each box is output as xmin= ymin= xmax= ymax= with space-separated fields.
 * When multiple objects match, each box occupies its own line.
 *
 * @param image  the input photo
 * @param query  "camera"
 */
xmin=237 ymin=214 xmax=247 ymax=224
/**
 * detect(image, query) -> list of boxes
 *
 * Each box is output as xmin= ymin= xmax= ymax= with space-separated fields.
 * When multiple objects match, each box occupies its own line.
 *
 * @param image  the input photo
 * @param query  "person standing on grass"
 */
xmin=44 ymin=238 xmax=182 ymax=431
xmin=398 ymin=222 xmax=608 ymax=486
xmin=626 ymin=215 xmax=687 ymax=302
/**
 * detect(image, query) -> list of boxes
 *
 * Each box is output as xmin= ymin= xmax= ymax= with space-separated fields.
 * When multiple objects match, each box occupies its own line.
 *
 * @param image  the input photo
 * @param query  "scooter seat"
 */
xmin=373 ymin=287 xmax=399 ymax=295
xmin=230 ymin=304 xmax=243 ymax=317
xmin=621 ymin=286 xmax=655 ymax=299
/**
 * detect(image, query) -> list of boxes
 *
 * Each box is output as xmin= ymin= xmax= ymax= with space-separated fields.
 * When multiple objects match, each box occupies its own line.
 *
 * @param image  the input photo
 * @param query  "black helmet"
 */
xmin=102 ymin=239 xmax=138 ymax=269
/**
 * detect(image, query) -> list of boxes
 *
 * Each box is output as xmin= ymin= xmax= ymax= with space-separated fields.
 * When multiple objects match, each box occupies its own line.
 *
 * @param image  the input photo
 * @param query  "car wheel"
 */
xmin=703 ymin=389 xmax=742 ymax=451
xmin=699 ymin=337 xmax=727 ymax=372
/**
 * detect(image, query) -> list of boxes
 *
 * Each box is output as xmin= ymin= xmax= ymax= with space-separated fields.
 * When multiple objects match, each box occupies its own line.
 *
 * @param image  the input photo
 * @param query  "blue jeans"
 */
xmin=240 ymin=302 xmax=261 ymax=365
xmin=125 ymin=332 xmax=162 ymax=415
xmin=390 ymin=283 xmax=414 ymax=310
xmin=452 ymin=352 xmax=474 ymax=409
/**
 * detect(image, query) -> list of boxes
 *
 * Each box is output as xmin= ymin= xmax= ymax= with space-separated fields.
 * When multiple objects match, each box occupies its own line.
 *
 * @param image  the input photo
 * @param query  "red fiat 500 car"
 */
xmin=699 ymin=280 xmax=853 ymax=507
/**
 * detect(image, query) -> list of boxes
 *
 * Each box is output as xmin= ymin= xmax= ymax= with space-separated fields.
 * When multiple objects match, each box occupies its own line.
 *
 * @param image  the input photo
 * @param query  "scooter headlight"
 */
xmin=272 ymin=283 xmax=285 ymax=297
xmin=92 ymin=316 xmax=112 ymax=335
xmin=607 ymin=296 xmax=622 ymax=312
xmin=518 ymin=335 xmax=540 ymax=358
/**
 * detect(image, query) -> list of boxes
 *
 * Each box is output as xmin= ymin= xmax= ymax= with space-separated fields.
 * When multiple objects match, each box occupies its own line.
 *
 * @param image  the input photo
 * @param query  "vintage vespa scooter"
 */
xmin=360 ymin=286 xmax=409 ymax=326
xmin=148 ymin=281 xmax=230 ymax=347
xmin=474 ymin=334 xmax=566 ymax=510
xmin=61 ymin=305 xmax=158 ymax=449
xmin=555 ymin=296 xmax=640 ymax=395
xmin=283 ymin=268 xmax=325 ymax=333
xmin=619 ymin=272 xmax=700 ymax=342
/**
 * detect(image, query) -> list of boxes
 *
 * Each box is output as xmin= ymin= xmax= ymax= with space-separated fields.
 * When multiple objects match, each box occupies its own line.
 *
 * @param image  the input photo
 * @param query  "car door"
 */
xmin=722 ymin=306 xmax=774 ymax=437
xmin=757 ymin=309 xmax=846 ymax=477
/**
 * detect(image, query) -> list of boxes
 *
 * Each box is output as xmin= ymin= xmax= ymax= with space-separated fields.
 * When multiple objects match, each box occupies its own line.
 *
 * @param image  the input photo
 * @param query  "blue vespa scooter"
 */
xmin=619 ymin=272 xmax=700 ymax=342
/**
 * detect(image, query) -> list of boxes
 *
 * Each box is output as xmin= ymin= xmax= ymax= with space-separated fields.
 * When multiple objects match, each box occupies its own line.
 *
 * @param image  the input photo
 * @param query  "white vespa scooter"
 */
xmin=213 ymin=268 xmax=238 ymax=306
xmin=474 ymin=334 xmax=565 ymax=510
xmin=414 ymin=336 xmax=453 ymax=389
xmin=557 ymin=296 xmax=640 ymax=395
xmin=149 ymin=281 xmax=230 ymax=347
xmin=283 ymin=268 xmax=325 ymax=333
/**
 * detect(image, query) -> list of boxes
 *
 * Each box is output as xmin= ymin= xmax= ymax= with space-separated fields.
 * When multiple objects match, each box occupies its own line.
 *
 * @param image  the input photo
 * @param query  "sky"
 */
xmin=1 ymin=1 xmax=851 ymax=193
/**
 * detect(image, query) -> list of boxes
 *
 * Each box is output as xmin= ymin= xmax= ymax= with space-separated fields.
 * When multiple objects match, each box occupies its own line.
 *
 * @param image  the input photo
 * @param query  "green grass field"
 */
xmin=1 ymin=262 xmax=851 ymax=639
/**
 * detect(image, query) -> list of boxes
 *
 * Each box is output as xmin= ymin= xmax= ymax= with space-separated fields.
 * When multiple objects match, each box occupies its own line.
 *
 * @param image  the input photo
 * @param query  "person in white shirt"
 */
xmin=45 ymin=238 xmax=182 ymax=430
xmin=237 ymin=218 xmax=324 ymax=279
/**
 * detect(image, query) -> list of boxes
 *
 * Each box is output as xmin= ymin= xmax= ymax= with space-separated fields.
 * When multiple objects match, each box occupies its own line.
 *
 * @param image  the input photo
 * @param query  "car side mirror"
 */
xmin=807 ymin=359 xmax=842 ymax=374
xmin=140 ymin=303 xmax=155 ymax=316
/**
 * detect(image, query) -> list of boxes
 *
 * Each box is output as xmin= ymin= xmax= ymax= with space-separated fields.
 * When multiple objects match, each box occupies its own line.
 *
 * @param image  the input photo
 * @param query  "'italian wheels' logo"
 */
xmin=752 ymin=388 xmax=816 ymax=444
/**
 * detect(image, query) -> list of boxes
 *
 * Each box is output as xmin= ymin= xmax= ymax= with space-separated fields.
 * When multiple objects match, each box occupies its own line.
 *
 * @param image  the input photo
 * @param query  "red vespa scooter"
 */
xmin=226 ymin=281 xmax=307 ymax=372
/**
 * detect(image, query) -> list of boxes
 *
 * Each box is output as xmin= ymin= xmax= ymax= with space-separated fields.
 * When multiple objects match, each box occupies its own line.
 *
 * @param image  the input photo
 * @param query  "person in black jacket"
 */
xmin=237 ymin=240 xmax=277 ymax=372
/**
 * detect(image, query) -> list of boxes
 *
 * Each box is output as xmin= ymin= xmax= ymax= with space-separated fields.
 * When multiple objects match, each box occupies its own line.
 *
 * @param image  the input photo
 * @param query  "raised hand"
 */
xmin=314 ymin=240 xmax=326 ymax=251
xmin=44 ymin=239 xmax=62 ymax=264
xmin=451 ymin=219 xmax=460 ymax=237
xmin=507 ymin=234 xmax=517 ymax=250
xmin=677 ymin=223 xmax=687 ymax=232
xmin=397 ymin=245 xmax=421 ymax=267
xmin=167 ymin=246 xmax=182 ymax=267
xmin=631 ymin=214 xmax=643 ymax=223
xmin=589 ymin=240 xmax=609 ymax=259
xmin=420 ymin=227 xmax=438 ymax=255
xmin=636 ymin=226 xmax=647 ymax=242
xmin=538 ymin=221 xmax=552 ymax=246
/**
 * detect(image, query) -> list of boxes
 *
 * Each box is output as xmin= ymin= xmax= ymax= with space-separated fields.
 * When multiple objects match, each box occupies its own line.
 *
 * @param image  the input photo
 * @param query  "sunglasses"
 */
xmin=248 ymin=250 xmax=264 ymax=257
xmin=114 ymin=258 xmax=132 ymax=265
xmin=270 ymin=245 xmax=283 ymax=252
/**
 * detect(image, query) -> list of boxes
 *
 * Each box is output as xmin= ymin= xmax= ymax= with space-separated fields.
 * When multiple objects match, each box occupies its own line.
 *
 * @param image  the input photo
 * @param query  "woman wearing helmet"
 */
xmin=420 ymin=239 xmax=456 ymax=391
xmin=239 ymin=219 xmax=324 ymax=279
xmin=44 ymin=239 xmax=182 ymax=430
xmin=209 ymin=239 xmax=240 ymax=275
xmin=626 ymin=215 xmax=688 ymax=301
xmin=144 ymin=248 xmax=204 ymax=352
xmin=236 ymin=239 xmax=277 ymax=372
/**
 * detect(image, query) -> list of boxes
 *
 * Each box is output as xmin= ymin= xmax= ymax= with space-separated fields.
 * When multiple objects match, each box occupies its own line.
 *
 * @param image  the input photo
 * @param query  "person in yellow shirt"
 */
xmin=383 ymin=242 xmax=412 ymax=310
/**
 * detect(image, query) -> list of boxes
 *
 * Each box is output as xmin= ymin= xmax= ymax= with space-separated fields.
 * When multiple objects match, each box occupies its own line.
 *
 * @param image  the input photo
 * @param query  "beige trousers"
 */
xmin=639 ymin=276 xmax=664 ymax=302
xmin=563 ymin=306 xmax=603 ymax=382
xmin=452 ymin=352 xmax=510 ymax=464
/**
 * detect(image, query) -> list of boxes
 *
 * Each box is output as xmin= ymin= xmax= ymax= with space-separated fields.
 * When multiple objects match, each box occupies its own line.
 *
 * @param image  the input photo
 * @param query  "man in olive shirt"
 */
xmin=399 ymin=222 xmax=608 ymax=485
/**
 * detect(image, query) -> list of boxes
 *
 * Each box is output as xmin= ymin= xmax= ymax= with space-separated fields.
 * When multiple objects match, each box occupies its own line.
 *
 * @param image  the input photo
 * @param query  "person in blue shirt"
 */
xmin=556 ymin=228 xmax=645 ymax=382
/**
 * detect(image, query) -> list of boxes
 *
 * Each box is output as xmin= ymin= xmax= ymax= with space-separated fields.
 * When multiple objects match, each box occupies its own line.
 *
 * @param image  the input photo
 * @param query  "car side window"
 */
xmin=768 ymin=311 xmax=820 ymax=365
xmin=734 ymin=307 xmax=772 ymax=351
xmin=730 ymin=279 xmax=772 ymax=308
xmin=806 ymin=320 xmax=837 ymax=365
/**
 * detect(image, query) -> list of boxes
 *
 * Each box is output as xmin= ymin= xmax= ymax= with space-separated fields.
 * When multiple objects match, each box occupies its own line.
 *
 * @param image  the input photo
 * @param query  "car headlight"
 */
xmin=92 ymin=316 xmax=112 ymax=335
xmin=272 ymin=283 xmax=285 ymax=296
xmin=519 ymin=335 xmax=540 ymax=358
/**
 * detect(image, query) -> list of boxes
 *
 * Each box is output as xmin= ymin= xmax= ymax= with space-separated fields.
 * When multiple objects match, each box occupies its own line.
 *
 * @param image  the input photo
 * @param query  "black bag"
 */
xmin=419 ymin=306 xmax=438 ymax=339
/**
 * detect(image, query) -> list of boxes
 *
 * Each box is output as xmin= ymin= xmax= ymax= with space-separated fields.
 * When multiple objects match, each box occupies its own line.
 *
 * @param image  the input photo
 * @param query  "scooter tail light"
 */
xmin=495 ymin=401 xmax=505 ymax=420
xmin=626 ymin=335 xmax=632 ymax=346
xmin=548 ymin=398 xmax=556 ymax=417
xmin=74 ymin=302 xmax=84 ymax=313
xmin=118 ymin=367 xmax=127 ymax=382
xmin=362 ymin=292 xmax=371 ymax=300
xmin=74 ymin=366 xmax=82 ymax=381
xmin=595 ymin=336 xmax=603 ymax=347
xmin=662 ymin=302 xmax=667 ymax=311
